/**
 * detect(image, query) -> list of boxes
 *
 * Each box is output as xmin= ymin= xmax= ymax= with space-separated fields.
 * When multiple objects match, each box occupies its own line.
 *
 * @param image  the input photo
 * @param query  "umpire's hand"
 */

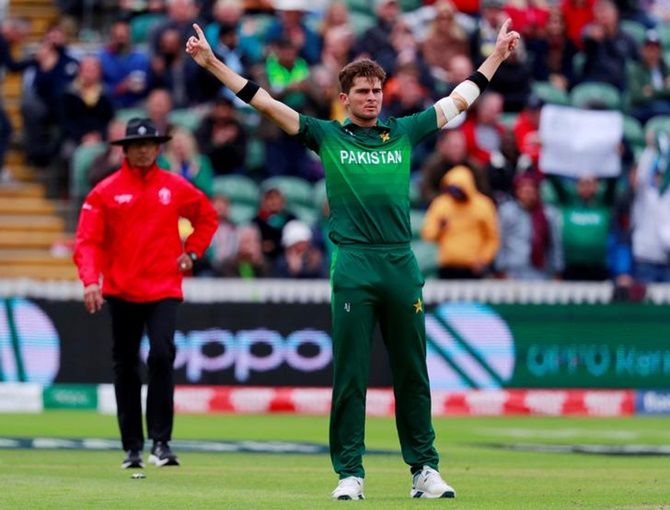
xmin=83 ymin=283 xmax=104 ymax=314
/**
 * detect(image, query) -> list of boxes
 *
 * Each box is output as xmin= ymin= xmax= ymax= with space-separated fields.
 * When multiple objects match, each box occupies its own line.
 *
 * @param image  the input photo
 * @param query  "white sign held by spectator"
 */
xmin=539 ymin=105 xmax=623 ymax=178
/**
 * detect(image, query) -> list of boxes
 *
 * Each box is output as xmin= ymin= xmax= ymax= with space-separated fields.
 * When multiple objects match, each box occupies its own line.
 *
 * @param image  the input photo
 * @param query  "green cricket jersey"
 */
xmin=294 ymin=108 xmax=439 ymax=245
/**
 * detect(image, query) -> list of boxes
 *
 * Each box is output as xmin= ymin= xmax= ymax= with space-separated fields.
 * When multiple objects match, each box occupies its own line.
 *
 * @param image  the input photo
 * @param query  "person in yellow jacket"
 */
xmin=421 ymin=165 xmax=500 ymax=278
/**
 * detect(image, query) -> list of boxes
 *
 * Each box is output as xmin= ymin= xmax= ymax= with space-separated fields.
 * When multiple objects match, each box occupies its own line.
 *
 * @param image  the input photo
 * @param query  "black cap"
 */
xmin=110 ymin=118 xmax=172 ymax=146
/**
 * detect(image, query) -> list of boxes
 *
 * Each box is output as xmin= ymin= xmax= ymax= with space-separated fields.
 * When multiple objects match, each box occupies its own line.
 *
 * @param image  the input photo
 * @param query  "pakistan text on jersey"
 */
xmin=339 ymin=150 xmax=404 ymax=165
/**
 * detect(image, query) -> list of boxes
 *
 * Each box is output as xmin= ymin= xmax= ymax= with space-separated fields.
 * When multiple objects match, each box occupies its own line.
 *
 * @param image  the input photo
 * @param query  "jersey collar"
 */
xmin=342 ymin=117 xmax=391 ymax=131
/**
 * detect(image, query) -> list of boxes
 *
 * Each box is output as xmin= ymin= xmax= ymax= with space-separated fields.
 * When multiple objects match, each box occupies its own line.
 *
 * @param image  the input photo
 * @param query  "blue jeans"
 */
xmin=634 ymin=261 xmax=670 ymax=283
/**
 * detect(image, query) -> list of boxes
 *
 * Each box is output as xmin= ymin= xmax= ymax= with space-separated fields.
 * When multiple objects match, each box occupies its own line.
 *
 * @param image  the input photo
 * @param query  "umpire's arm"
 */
xmin=185 ymin=23 xmax=300 ymax=136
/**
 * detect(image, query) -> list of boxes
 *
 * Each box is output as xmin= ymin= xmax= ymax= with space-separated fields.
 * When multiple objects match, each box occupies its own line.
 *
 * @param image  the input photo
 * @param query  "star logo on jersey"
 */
xmin=380 ymin=131 xmax=390 ymax=143
xmin=413 ymin=298 xmax=423 ymax=314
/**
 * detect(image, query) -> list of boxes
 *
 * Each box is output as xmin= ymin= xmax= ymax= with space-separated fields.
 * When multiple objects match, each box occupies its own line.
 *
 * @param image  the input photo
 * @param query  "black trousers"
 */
xmin=107 ymin=297 xmax=179 ymax=452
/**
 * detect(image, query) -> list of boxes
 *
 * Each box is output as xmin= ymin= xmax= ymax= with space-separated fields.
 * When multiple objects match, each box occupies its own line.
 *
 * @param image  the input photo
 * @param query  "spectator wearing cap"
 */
xmin=252 ymin=186 xmax=298 ymax=262
xmin=265 ymin=0 xmax=321 ymax=65
xmin=73 ymin=117 xmax=217 ymax=470
xmin=579 ymin=0 xmax=638 ymax=91
xmin=496 ymin=173 xmax=563 ymax=280
xmin=274 ymin=219 xmax=327 ymax=278
xmin=195 ymin=96 xmax=247 ymax=175
xmin=470 ymin=0 xmax=507 ymax=66
xmin=627 ymin=30 xmax=670 ymax=124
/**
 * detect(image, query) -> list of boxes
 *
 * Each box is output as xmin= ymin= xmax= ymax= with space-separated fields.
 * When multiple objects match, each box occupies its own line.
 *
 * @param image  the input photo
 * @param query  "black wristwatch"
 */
xmin=187 ymin=252 xmax=198 ymax=262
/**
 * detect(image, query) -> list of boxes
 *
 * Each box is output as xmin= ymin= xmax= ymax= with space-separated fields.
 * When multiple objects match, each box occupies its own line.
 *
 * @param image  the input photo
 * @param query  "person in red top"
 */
xmin=73 ymin=117 xmax=217 ymax=470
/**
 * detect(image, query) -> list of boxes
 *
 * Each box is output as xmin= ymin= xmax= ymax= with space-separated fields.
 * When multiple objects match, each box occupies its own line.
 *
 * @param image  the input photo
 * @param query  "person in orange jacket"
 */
xmin=73 ymin=117 xmax=217 ymax=470
xmin=421 ymin=165 xmax=499 ymax=278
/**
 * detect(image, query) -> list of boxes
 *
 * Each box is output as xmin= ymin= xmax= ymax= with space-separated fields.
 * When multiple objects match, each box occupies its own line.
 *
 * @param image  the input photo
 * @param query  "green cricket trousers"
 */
xmin=329 ymin=243 xmax=439 ymax=479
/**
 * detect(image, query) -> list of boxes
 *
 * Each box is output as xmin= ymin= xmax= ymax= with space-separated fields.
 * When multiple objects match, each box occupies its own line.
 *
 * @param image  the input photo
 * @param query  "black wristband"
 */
xmin=467 ymin=71 xmax=490 ymax=93
xmin=236 ymin=80 xmax=261 ymax=103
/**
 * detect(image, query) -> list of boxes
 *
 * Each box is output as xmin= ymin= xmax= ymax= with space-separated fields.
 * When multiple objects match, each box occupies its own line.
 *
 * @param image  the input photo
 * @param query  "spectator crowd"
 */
xmin=3 ymin=0 xmax=670 ymax=284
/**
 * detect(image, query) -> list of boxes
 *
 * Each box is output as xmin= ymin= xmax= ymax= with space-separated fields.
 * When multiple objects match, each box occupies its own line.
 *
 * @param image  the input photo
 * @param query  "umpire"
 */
xmin=73 ymin=118 xmax=217 ymax=469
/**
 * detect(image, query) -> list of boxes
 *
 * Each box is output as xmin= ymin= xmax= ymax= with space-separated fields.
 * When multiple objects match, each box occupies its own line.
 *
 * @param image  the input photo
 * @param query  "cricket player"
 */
xmin=186 ymin=19 xmax=519 ymax=499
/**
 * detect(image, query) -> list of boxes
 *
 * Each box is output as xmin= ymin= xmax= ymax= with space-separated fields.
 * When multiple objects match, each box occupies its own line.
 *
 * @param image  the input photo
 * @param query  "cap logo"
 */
xmin=138 ymin=126 xmax=147 ymax=135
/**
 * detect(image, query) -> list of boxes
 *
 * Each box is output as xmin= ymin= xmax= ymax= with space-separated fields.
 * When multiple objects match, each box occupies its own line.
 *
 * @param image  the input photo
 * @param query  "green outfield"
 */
xmin=1 ymin=412 xmax=669 ymax=509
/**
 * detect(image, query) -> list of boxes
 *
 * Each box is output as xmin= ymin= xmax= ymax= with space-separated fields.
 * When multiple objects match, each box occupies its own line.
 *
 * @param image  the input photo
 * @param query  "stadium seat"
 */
xmin=115 ymin=107 xmax=146 ymax=123
xmin=313 ymin=179 xmax=328 ymax=209
xmin=228 ymin=203 xmax=257 ymax=224
xmin=531 ymin=81 xmax=569 ymax=106
xmin=261 ymin=176 xmax=314 ymax=207
xmin=168 ymin=108 xmax=204 ymax=132
xmin=411 ymin=239 xmax=439 ymax=278
xmin=212 ymin=175 xmax=259 ymax=206
xmin=70 ymin=142 xmax=107 ymax=201
xmin=645 ymin=114 xmax=670 ymax=138
xmin=245 ymin=138 xmax=265 ymax=171
xmin=620 ymin=19 xmax=646 ymax=45
xmin=410 ymin=208 xmax=425 ymax=239
xmin=570 ymin=82 xmax=622 ymax=110
xmin=349 ymin=11 xmax=376 ymax=35
xmin=500 ymin=112 xmax=519 ymax=128
xmin=657 ymin=23 xmax=670 ymax=49
xmin=344 ymin=0 xmax=374 ymax=14
xmin=622 ymin=115 xmax=645 ymax=149
xmin=130 ymin=12 xmax=165 ymax=44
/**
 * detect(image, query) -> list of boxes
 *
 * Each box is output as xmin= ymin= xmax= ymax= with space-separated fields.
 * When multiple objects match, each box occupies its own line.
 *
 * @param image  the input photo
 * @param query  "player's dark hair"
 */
xmin=338 ymin=59 xmax=386 ymax=94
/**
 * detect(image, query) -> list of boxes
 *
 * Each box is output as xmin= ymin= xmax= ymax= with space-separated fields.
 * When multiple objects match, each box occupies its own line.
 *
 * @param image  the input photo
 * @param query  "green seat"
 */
xmin=228 ymin=203 xmax=257 ymax=225
xmin=570 ymin=82 xmax=622 ymax=110
xmin=245 ymin=137 xmax=265 ymax=171
xmin=657 ymin=23 xmax=670 ymax=49
xmin=344 ymin=0 xmax=374 ymax=14
xmin=212 ymin=175 xmax=259 ymax=206
xmin=622 ymin=115 xmax=645 ymax=148
xmin=540 ymin=179 xmax=558 ymax=205
xmin=130 ymin=13 xmax=165 ymax=45
xmin=290 ymin=204 xmax=319 ymax=226
xmin=411 ymin=239 xmax=439 ymax=279
xmin=70 ymin=142 xmax=107 ymax=200
xmin=115 ymin=107 xmax=146 ymax=123
xmin=312 ymin=178 xmax=328 ymax=209
xmin=261 ymin=176 xmax=314 ymax=208
xmin=500 ymin=112 xmax=519 ymax=128
xmin=645 ymin=114 xmax=670 ymax=138
xmin=620 ymin=19 xmax=646 ymax=45
xmin=169 ymin=108 xmax=203 ymax=132
xmin=532 ymin=81 xmax=569 ymax=106
xmin=349 ymin=11 xmax=375 ymax=35
xmin=409 ymin=208 xmax=425 ymax=239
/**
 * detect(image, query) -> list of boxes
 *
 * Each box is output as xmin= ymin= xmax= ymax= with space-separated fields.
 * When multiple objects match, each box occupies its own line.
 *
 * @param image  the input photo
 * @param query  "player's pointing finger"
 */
xmin=192 ymin=23 xmax=205 ymax=39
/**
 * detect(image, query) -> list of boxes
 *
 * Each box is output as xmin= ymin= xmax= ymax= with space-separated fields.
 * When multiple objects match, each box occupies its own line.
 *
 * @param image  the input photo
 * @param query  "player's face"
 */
xmin=340 ymin=77 xmax=383 ymax=127
xmin=125 ymin=141 xmax=161 ymax=171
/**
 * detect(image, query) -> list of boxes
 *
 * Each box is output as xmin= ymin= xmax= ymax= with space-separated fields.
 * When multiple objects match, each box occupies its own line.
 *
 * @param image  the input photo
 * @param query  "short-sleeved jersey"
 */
xmin=294 ymin=107 xmax=438 ymax=245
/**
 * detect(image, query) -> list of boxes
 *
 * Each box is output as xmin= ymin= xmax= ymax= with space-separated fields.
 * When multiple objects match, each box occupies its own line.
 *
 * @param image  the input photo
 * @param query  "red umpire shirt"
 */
xmin=74 ymin=160 xmax=218 ymax=302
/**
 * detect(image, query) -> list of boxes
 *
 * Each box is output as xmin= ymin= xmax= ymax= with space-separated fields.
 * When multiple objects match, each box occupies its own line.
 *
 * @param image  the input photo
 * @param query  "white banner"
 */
xmin=539 ymin=105 xmax=623 ymax=178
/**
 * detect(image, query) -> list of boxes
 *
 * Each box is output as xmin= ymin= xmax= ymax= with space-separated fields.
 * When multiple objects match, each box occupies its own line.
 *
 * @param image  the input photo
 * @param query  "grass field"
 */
xmin=1 ymin=412 xmax=670 ymax=509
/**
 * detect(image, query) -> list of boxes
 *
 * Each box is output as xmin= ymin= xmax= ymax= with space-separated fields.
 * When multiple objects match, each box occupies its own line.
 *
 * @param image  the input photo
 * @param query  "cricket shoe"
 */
xmin=121 ymin=450 xmax=144 ymax=469
xmin=331 ymin=476 xmax=365 ymax=500
xmin=148 ymin=441 xmax=180 ymax=467
xmin=410 ymin=466 xmax=455 ymax=498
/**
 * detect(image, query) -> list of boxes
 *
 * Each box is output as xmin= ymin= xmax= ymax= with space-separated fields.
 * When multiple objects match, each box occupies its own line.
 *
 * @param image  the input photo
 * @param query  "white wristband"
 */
xmin=436 ymin=97 xmax=459 ymax=123
xmin=452 ymin=80 xmax=481 ymax=108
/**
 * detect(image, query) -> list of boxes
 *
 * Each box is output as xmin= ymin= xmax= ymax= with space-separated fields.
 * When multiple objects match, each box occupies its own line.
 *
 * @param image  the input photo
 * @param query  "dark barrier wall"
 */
xmin=2 ymin=297 xmax=670 ymax=389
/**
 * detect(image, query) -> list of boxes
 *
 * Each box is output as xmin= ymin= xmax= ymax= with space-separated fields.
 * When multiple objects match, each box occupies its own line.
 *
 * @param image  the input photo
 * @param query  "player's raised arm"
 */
xmin=434 ymin=19 xmax=520 ymax=129
xmin=185 ymin=23 xmax=300 ymax=135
